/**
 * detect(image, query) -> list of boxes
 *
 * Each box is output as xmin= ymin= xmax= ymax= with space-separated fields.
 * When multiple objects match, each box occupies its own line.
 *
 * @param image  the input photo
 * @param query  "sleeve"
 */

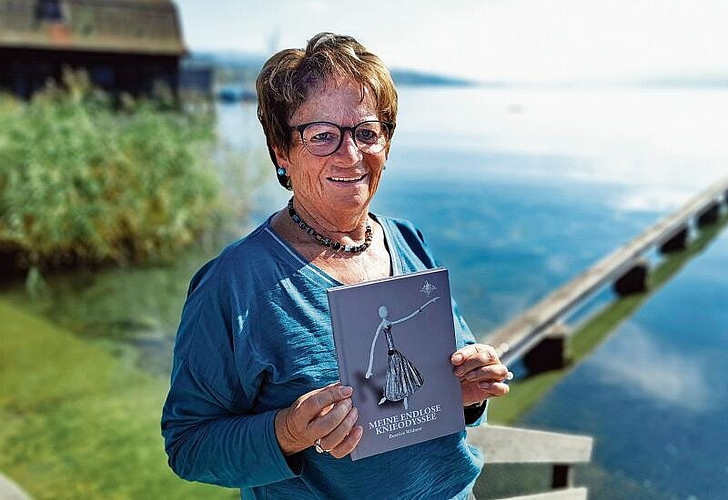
xmin=161 ymin=276 xmax=302 ymax=488
xmin=464 ymin=400 xmax=488 ymax=426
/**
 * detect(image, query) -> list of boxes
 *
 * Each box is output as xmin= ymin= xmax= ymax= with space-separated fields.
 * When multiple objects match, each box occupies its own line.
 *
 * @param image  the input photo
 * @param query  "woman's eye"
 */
xmin=309 ymin=132 xmax=337 ymax=144
xmin=356 ymin=128 xmax=379 ymax=143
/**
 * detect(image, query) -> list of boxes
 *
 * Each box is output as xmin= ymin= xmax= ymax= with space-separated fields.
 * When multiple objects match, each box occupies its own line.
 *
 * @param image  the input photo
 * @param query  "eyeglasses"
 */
xmin=290 ymin=120 xmax=394 ymax=157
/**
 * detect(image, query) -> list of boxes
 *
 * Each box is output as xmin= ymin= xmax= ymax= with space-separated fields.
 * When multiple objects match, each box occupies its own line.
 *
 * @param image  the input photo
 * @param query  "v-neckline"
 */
xmin=263 ymin=213 xmax=403 ymax=287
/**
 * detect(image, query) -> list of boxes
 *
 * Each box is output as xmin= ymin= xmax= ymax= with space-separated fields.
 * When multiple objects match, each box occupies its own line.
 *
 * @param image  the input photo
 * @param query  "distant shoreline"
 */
xmin=183 ymin=50 xmax=728 ymax=90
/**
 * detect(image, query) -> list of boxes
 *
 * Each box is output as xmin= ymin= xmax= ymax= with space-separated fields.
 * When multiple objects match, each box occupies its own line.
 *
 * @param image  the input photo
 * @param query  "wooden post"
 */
xmin=523 ymin=322 xmax=570 ymax=373
xmin=659 ymin=226 xmax=689 ymax=253
xmin=697 ymin=202 xmax=720 ymax=227
xmin=613 ymin=259 xmax=648 ymax=296
xmin=552 ymin=463 xmax=573 ymax=489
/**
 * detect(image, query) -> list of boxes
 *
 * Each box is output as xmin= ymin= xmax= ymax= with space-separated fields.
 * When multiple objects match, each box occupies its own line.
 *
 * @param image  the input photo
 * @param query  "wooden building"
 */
xmin=0 ymin=0 xmax=187 ymax=99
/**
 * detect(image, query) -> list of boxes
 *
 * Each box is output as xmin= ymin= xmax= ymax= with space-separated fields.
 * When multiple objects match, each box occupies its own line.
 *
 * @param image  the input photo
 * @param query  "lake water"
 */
xmin=222 ymin=85 xmax=728 ymax=499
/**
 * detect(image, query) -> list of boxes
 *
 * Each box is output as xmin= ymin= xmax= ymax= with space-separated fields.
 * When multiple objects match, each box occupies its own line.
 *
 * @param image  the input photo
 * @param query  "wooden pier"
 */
xmin=467 ymin=425 xmax=593 ymax=500
xmin=486 ymin=175 xmax=728 ymax=368
xmin=466 ymin=176 xmax=727 ymax=499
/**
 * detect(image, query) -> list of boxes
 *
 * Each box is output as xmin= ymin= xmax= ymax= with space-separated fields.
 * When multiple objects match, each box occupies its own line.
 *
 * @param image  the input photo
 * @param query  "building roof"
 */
xmin=0 ymin=0 xmax=187 ymax=56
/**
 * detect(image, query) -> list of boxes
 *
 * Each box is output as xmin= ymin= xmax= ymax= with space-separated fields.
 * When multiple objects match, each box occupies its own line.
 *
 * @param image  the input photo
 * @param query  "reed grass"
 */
xmin=0 ymin=71 xmax=221 ymax=282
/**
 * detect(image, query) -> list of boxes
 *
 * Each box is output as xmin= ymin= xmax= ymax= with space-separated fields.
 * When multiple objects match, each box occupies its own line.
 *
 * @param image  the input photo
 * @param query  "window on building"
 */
xmin=91 ymin=66 xmax=115 ymax=88
xmin=35 ymin=0 xmax=64 ymax=21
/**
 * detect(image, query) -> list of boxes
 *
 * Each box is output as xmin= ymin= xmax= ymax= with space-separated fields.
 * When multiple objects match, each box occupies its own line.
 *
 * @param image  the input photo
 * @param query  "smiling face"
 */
xmin=273 ymin=77 xmax=387 ymax=223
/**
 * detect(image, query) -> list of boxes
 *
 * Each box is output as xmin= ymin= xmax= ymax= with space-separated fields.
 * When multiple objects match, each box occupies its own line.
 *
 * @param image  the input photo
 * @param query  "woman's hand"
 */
xmin=274 ymin=383 xmax=363 ymax=459
xmin=451 ymin=344 xmax=511 ymax=407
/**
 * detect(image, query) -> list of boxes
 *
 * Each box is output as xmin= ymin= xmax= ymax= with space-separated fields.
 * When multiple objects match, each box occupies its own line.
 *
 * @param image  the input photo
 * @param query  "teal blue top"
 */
xmin=161 ymin=215 xmax=485 ymax=499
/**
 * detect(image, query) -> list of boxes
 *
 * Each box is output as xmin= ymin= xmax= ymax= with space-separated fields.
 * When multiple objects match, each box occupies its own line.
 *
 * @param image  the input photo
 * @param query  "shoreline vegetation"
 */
xmin=0 ymin=71 xmax=225 ymax=292
xmin=0 ymin=298 xmax=238 ymax=499
xmin=0 ymin=75 xmax=258 ymax=498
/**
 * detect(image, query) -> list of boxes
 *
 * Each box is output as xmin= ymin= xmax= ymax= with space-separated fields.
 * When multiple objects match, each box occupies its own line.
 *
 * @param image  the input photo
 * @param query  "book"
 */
xmin=327 ymin=267 xmax=465 ymax=461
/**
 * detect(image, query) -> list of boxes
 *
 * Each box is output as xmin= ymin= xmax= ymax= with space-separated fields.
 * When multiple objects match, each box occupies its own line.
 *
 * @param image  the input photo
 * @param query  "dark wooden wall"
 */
xmin=0 ymin=47 xmax=179 ymax=98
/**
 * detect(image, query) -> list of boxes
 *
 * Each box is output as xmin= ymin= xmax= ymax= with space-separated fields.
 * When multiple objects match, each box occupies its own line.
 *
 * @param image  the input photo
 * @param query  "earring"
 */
xmin=277 ymin=167 xmax=287 ymax=176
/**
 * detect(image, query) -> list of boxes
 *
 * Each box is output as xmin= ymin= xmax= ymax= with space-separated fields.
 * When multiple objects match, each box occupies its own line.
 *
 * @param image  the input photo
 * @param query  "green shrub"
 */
xmin=0 ymin=71 xmax=221 ymax=274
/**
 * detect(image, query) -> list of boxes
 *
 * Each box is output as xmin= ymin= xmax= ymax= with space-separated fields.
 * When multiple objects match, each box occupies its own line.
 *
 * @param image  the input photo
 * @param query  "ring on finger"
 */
xmin=314 ymin=438 xmax=332 ymax=454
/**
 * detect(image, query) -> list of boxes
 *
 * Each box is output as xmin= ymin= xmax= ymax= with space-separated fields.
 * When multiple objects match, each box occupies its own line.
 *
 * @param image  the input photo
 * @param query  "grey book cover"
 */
xmin=327 ymin=267 xmax=466 ymax=461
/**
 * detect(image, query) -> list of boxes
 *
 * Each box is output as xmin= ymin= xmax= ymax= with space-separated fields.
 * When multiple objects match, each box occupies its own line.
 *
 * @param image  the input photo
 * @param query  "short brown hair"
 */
xmin=256 ymin=32 xmax=398 ymax=189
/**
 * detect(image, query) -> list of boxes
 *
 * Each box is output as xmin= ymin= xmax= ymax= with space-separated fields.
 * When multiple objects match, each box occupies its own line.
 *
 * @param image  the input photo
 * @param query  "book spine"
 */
xmin=327 ymin=294 xmax=349 ymax=387
xmin=328 ymin=292 xmax=361 ymax=460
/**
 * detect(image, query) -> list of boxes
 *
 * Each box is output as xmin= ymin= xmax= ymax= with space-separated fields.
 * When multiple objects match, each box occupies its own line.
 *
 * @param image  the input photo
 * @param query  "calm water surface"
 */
xmin=222 ymin=86 xmax=728 ymax=499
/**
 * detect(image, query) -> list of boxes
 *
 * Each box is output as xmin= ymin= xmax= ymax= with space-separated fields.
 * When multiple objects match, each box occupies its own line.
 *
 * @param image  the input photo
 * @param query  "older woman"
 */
xmin=162 ymin=33 xmax=510 ymax=499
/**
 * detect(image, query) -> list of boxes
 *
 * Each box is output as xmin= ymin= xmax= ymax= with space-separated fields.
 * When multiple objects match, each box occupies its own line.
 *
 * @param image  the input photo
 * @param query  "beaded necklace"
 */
xmin=287 ymin=198 xmax=373 ymax=253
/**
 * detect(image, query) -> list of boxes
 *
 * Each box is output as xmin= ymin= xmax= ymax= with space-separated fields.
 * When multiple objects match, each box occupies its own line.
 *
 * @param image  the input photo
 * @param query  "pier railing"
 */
xmin=467 ymin=425 xmax=593 ymax=500
xmin=485 ymin=175 xmax=728 ymax=368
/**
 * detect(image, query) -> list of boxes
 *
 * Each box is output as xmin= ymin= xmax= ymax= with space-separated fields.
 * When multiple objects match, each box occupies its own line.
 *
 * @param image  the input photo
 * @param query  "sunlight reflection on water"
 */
xmin=591 ymin=322 xmax=715 ymax=412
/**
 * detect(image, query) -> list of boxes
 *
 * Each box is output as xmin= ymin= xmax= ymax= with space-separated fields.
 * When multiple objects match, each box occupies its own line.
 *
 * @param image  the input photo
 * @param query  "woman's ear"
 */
xmin=272 ymin=146 xmax=289 ymax=169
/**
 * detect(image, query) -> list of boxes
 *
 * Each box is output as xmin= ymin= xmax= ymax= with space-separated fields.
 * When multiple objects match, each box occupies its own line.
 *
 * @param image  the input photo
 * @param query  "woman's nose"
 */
xmin=334 ymin=130 xmax=362 ymax=163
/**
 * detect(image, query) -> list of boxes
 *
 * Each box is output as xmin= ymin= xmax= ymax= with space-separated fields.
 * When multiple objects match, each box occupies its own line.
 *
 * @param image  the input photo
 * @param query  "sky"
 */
xmin=173 ymin=0 xmax=728 ymax=83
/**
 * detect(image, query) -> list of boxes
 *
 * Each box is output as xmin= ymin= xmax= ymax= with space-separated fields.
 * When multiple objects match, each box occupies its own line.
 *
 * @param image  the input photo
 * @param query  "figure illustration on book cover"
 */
xmin=365 ymin=284 xmax=441 ymax=410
